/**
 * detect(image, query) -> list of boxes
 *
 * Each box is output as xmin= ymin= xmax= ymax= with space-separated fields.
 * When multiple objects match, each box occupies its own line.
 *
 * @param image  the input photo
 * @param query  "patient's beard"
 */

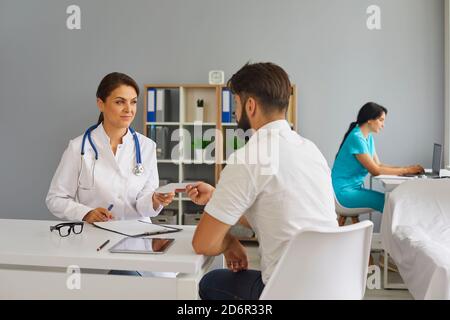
xmin=237 ymin=107 xmax=252 ymax=132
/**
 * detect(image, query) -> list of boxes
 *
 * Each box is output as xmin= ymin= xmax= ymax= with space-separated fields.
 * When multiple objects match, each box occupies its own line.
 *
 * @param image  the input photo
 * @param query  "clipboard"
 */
xmin=93 ymin=219 xmax=182 ymax=238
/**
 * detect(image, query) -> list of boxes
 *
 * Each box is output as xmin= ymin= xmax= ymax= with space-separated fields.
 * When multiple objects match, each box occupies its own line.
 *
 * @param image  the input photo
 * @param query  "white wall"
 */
xmin=446 ymin=0 xmax=450 ymax=168
xmin=0 ymin=0 xmax=445 ymax=219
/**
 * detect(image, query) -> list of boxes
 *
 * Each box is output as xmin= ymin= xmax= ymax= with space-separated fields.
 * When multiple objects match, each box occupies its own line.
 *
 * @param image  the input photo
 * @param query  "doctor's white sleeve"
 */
xmin=135 ymin=144 xmax=163 ymax=217
xmin=45 ymin=140 xmax=94 ymax=221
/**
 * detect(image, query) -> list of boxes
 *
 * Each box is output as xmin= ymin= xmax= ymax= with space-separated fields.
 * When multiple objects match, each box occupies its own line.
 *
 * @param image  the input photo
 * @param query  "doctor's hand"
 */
xmin=224 ymin=237 xmax=248 ymax=273
xmin=83 ymin=208 xmax=114 ymax=224
xmin=152 ymin=192 xmax=175 ymax=210
xmin=186 ymin=182 xmax=215 ymax=205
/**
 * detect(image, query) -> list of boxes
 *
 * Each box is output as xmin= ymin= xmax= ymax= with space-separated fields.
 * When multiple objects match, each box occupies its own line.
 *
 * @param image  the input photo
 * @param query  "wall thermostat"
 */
xmin=208 ymin=70 xmax=225 ymax=85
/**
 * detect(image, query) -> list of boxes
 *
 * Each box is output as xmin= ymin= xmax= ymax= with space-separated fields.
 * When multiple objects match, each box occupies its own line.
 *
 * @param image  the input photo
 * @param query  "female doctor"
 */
xmin=46 ymin=72 xmax=174 ymax=223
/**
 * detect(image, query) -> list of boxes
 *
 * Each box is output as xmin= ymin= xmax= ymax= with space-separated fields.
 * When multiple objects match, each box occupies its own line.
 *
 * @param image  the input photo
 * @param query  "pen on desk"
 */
xmin=97 ymin=240 xmax=110 ymax=251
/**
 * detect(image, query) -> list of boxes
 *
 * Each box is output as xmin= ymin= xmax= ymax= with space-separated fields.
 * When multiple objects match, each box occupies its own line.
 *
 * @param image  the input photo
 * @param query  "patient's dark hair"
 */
xmin=227 ymin=62 xmax=291 ymax=114
xmin=336 ymin=102 xmax=388 ymax=158
xmin=96 ymin=72 xmax=139 ymax=124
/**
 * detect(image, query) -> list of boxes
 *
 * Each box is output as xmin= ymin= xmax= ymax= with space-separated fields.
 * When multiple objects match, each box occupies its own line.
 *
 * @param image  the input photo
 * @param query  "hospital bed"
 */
xmin=380 ymin=179 xmax=450 ymax=299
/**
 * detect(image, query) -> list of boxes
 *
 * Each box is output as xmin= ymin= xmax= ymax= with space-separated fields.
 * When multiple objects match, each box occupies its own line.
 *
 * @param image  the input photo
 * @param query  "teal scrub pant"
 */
xmin=336 ymin=186 xmax=385 ymax=213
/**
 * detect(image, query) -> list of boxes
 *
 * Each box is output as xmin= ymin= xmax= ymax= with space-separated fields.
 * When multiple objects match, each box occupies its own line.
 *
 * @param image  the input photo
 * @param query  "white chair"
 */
xmin=259 ymin=221 xmax=373 ymax=300
xmin=334 ymin=194 xmax=372 ymax=226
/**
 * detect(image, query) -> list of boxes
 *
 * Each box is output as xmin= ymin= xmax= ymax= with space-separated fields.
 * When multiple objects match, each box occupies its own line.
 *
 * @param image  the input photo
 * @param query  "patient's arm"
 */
xmin=186 ymin=182 xmax=215 ymax=205
xmin=192 ymin=212 xmax=248 ymax=272
xmin=192 ymin=211 xmax=232 ymax=255
xmin=238 ymin=216 xmax=252 ymax=229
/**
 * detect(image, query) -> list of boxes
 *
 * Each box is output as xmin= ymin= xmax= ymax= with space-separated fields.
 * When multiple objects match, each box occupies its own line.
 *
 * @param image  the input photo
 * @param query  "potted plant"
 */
xmin=192 ymin=139 xmax=212 ymax=162
xmin=226 ymin=136 xmax=245 ymax=153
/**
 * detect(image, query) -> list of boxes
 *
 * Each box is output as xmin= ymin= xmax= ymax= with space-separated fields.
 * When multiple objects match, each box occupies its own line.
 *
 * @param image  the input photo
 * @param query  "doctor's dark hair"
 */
xmin=96 ymin=72 xmax=140 ymax=124
xmin=336 ymin=102 xmax=388 ymax=158
xmin=227 ymin=62 xmax=292 ymax=114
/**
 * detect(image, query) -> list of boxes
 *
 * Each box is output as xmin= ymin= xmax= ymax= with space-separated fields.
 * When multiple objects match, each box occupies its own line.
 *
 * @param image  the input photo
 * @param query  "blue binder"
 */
xmin=222 ymin=88 xmax=232 ymax=123
xmin=147 ymin=88 xmax=157 ymax=122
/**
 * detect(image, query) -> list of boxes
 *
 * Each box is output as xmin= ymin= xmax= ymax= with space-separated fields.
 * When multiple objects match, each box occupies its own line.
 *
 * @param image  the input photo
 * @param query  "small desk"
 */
xmin=0 ymin=219 xmax=223 ymax=299
xmin=375 ymin=169 xmax=448 ymax=192
xmin=375 ymin=175 xmax=417 ymax=192
xmin=377 ymin=178 xmax=406 ymax=192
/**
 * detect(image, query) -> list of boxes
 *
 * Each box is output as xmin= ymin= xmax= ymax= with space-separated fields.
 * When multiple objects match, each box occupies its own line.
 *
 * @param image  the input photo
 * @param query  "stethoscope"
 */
xmin=81 ymin=124 xmax=144 ymax=176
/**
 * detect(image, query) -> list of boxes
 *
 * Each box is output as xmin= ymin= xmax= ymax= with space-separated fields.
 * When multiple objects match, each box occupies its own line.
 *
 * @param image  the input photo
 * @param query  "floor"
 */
xmin=243 ymin=242 xmax=414 ymax=300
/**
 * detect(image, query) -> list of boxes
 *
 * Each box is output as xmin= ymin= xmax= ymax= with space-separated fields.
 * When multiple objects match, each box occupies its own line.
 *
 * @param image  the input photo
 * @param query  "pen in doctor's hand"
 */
xmin=103 ymin=204 xmax=114 ymax=221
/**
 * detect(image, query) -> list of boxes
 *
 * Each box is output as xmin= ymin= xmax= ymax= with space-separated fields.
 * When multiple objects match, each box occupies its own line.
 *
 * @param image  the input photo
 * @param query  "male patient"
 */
xmin=186 ymin=62 xmax=337 ymax=300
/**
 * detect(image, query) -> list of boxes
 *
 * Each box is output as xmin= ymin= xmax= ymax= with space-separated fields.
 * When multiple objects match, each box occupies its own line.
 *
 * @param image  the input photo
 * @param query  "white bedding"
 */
xmin=381 ymin=179 xmax=450 ymax=299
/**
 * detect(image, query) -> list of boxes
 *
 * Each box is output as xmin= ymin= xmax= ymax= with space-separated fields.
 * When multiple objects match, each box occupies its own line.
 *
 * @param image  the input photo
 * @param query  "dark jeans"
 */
xmin=199 ymin=269 xmax=265 ymax=300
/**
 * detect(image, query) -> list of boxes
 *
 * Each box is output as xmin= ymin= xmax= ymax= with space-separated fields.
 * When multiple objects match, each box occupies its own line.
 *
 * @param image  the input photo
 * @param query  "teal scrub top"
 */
xmin=332 ymin=126 xmax=375 ymax=192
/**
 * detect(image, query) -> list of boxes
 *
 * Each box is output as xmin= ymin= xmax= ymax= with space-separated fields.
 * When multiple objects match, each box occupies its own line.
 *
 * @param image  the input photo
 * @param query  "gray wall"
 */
xmin=0 ymin=0 xmax=444 ymax=220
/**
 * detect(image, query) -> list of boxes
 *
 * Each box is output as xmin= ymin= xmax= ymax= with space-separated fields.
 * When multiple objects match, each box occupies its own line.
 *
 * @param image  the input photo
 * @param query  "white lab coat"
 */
xmin=46 ymin=123 xmax=163 ymax=221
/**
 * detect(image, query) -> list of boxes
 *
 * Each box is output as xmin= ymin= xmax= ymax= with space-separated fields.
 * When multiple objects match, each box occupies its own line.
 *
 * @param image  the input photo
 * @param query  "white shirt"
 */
xmin=46 ymin=123 xmax=162 ymax=221
xmin=205 ymin=120 xmax=338 ymax=284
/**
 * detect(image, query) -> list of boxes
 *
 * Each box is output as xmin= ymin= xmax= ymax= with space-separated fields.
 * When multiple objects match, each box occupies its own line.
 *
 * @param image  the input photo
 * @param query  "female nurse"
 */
xmin=46 ymin=72 xmax=175 ymax=223
xmin=332 ymin=102 xmax=424 ymax=214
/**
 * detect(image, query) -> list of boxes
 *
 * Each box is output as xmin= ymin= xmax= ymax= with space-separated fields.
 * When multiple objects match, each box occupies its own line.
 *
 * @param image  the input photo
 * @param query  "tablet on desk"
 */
xmin=109 ymin=237 xmax=175 ymax=254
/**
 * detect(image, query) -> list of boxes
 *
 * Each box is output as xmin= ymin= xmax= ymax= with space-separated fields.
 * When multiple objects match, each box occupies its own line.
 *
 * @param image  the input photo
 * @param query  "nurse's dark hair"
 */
xmin=336 ymin=102 xmax=388 ymax=158
xmin=96 ymin=72 xmax=140 ymax=125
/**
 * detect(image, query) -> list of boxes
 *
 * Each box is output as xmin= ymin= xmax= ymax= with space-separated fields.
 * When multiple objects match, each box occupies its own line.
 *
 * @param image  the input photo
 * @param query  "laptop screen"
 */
xmin=432 ymin=143 xmax=442 ymax=173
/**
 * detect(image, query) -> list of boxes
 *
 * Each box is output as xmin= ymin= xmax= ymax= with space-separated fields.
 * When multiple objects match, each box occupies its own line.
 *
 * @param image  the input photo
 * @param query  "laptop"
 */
xmin=404 ymin=143 xmax=442 ymax=178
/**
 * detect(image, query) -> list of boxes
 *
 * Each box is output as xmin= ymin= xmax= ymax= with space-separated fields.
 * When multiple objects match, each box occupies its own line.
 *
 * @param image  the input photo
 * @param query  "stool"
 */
xmin=334 ymin=195 xmax=373 ymax=226
xmin=335 ymin=195 xmax=375 ymax=265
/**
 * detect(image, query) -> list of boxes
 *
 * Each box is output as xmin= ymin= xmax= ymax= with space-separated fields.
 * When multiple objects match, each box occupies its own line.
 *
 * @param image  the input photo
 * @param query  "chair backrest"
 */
xmin=259 ymin=221 xmax=373 ymax=300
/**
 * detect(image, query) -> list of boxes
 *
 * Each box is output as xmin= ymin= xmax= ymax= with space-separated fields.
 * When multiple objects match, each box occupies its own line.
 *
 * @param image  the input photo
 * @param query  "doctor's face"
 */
xmin=98 ymin=85 xmax=137 ymax=129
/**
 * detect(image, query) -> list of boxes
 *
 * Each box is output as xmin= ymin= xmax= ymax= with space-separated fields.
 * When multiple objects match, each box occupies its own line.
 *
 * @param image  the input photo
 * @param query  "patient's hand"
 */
xmin=224 ymin=237 xmax=248 ymax=273
xmin=186 ymin=182 xmax=215 ymax=205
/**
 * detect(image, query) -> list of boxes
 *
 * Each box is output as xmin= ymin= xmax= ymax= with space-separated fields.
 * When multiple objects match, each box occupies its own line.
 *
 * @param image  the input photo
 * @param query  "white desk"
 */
xmin=376 ymin=169 xmax=450 ymax=192
xmin=0 ymin=219 xmax=223 ymax=299
xmin=375 ymin=175 xmax=415 ymax=192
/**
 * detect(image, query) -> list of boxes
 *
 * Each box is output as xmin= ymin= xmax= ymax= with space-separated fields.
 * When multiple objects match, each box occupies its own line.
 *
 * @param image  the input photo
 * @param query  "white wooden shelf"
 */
xmin=157 ymin=159 xmax=179 ymax=164
xmin=146 ymin=122 xmax=218 ymax=126
xmin=156 ymin=159 xmax=216 ymax=165
xmin=146 ymin=122 xmax=180 ymax=126
xmin=182 ymin=122 xmax=216 ymax=126
xmin=181 ymin=160 xmax=216 ymax=165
